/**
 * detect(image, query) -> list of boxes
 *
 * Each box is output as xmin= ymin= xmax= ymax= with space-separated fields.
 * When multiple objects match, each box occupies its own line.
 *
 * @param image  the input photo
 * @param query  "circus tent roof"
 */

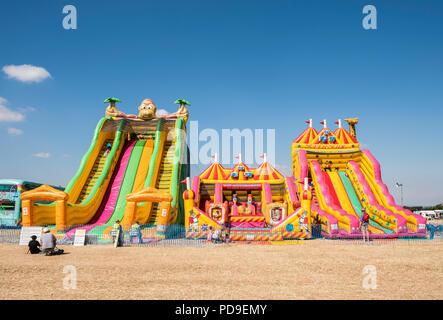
xmin=293 ymin=127 xmax=318 ymax=144
xmin=253 ymin=161 xmax=284 ymax=180
xmin=198 ymin=153 xmax=285 ymax=182
xmin=333 ymin=127 xmax=357 ymax=144
xmin=199 ymin=162 xmax=228 ymax=180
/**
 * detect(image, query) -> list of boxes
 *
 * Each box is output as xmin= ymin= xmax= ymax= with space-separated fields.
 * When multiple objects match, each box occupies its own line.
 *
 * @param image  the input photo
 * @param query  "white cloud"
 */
xmin=156 ymin=109 xmax=170 ymax=116
xmin=7 ymin=127 xmax=23 ymax=136
xmin=2 ymin=64 xmax=51 ymax=83
xmin=0 ymin=97 xmax=25 ymax=122
xmin=18 ymin=106 xmax=36 ymax=113
xmin=33 ymin=152 xmax=51 ymax=158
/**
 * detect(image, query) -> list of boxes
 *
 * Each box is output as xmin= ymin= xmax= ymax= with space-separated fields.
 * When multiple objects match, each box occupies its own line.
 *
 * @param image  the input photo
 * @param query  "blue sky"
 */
xmin=0 ymin=0 xmax=442 ymax=205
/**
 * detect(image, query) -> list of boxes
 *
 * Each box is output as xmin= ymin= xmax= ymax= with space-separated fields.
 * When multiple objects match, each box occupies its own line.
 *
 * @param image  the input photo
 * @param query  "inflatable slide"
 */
xmin=21 ymin=98 xmax=190 ymax=241
xmin=292 ymin=119 xmax=426 ymax=239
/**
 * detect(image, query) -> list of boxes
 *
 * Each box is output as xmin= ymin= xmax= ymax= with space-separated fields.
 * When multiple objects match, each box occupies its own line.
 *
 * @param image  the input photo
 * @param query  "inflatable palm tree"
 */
xmin=174 ymin=99 xmax=191 ymax=122
xmin=104 ymin=97 xmax=122 ymax=118
xmin=104 ymin=97 xmax=121 ymax=108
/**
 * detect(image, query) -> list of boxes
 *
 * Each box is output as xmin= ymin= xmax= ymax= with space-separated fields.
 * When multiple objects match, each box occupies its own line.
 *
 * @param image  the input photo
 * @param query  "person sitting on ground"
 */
xmin=41 ymin=228 xmax=57 ymax=256
xmin=28 ymin=235 xmax=41 ymax=254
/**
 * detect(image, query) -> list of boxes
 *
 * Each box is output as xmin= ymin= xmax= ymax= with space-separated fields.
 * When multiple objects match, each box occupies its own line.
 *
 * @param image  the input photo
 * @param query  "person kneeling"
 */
xmin=41 ymin=228 xmax=57 ymax=256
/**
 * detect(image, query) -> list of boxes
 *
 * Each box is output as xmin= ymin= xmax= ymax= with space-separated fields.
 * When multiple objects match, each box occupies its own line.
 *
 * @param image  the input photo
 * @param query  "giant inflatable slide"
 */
xmin=21 ymin=98 xmax=189 ymax=241
xmin=292 ymin=118 xmax=426 ymax=238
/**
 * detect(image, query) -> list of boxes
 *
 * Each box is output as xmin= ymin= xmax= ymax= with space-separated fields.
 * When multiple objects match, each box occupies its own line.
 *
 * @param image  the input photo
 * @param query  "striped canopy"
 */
xmin=333 ymin=127 xmax=357 ymax=144
xmin=199 ymin=162 xmax=228 ymax=180
xmin=293 ymin=127 xmax=318 ymax=144
xmin=253 ymin=162 xmax=284 ymax=180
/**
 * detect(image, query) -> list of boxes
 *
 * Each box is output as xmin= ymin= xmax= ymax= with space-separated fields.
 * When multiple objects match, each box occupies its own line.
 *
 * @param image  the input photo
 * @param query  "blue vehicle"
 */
xmin=0 ymin=179 xmax=63 ymax=227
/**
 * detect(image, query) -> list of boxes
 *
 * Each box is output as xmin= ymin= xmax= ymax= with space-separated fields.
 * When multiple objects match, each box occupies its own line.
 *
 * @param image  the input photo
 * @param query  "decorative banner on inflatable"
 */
xmin=73 ymin=229 xmax=86 ymax=246
xmin=19 ymin=226 xmax=42 ymax=245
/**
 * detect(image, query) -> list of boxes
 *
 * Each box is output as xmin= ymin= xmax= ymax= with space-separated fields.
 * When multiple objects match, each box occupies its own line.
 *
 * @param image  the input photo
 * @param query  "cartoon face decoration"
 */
xmin=210 ymin=204 xmax=224 ymax=221
xmin=271 ymin=208 xmax=282 ymax=221
xmin=212 ymin=208 xmax=222 ymax=220
xmin=138 ymin=99 xmax=157 ymax=120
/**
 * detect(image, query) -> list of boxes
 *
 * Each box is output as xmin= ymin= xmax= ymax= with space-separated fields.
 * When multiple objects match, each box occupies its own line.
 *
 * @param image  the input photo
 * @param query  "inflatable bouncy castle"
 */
xmin=292 ymin=118 xmax=426 ymax=239
xmin=20 ymin=98 xmax=190 ymax=241
xmin=183 ymin=154 xmax=313 ymax=241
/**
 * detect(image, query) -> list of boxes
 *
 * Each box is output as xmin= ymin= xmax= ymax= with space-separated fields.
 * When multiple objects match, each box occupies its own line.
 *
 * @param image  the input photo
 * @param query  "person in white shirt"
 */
xmin=212 ymin=228 xmax=221 ymax=243
xmin=41 ymin=228 xmax=56 ymax=256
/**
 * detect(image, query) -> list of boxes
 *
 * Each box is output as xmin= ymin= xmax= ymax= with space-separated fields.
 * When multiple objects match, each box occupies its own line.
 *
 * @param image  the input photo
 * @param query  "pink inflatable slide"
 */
xmin=65 ymin=141 xmax=135 ymax=238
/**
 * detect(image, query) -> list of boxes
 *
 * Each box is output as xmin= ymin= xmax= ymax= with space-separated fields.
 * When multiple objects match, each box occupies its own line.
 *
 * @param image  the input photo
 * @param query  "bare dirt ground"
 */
xmin=0 ymin=240 xmax=442 ymax=300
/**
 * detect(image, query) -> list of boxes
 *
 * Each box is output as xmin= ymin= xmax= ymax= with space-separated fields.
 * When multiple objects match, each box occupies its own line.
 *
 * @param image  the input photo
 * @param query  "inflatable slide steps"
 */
xmin=358 ymin=152 xmax=426 ymax=236
xmin=148 ymin=140 xmax=175 ymax=224
xmin=346 ymin=160 xmax=412 ymax=236
xmin=76 ymin=139 xmax=114 ymax=204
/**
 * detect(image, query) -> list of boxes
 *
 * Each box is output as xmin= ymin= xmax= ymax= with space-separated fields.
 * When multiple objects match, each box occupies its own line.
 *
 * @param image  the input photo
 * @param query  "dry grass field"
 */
xmin=0 ymin=240 xmax=441 ymax=300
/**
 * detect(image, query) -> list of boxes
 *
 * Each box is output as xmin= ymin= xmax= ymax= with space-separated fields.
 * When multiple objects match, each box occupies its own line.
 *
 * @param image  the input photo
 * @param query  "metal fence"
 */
xmin=0 ymin=222 xmax=442 ymax=247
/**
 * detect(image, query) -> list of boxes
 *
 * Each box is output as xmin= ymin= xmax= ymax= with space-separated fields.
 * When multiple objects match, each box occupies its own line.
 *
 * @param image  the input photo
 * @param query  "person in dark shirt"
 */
xmin=28 ymin=235 xmax=41 ymax=254
xmin=104 ymin=142 xmax=112 ymax=157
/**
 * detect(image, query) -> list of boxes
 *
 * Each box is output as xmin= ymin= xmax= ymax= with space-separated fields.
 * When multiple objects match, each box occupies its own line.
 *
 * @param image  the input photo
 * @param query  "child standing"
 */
xmin=207 ymin=227 xmax=213 ymax=242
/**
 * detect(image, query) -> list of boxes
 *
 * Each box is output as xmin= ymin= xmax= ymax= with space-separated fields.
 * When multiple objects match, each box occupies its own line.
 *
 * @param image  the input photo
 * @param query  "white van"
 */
xmin=415 ymin=211 xmax=437 ymax=220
